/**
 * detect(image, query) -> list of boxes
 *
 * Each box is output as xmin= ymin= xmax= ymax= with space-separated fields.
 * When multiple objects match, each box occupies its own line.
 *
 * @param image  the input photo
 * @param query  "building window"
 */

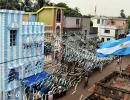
xmin=85 ymin=30 xmax=87 ymax=33
xmin=97 ymin=19 xmax=100 ymax=24
xmin=56 ymin=9 xmax=61 ymax=22
xmin=10 ymin=30 xmax=17 ymax=46
xmin=107 ymin=38 xmax=110 ymax=41
xmin=101 ymin=38 xmax=104 ymax=42
xmin=8 ymin=69 xmax=19 ymax=83
xmin=104 ymin=30 xmax=110 ymax=33
xmin=76 ymin=19 xmax=80 ymax=25
xmin=111 ymin=20 xmax=115 ymax=25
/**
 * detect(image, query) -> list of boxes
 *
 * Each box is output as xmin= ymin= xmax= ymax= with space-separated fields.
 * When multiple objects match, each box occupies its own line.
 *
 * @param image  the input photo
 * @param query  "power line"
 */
xmin=0 ymin=54 xmax=44 ymax=64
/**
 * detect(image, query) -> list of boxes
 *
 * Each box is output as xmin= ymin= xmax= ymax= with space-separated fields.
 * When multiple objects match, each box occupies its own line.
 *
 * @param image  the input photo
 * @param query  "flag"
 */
xmin=96 ymin=37 xmax=130 ymax=57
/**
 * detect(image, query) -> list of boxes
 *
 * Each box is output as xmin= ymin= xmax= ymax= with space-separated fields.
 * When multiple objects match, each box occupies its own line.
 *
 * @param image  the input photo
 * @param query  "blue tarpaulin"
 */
xmin=22 ymin=71 xmax=49 ymax=86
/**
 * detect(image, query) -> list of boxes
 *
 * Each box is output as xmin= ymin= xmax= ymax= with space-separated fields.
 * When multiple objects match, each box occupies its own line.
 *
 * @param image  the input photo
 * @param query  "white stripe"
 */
xmin=19 ymin=16 xmax=23 ymax=79
xmin=97 ymin=40 xmax=130 ymax=54
xmin=14 ymin=14 xmax=17 ymax=64
xmin=1 ymin=13 xmax=5 ymax=100
xmin=8 ymin=13 xmax=11 ymax=62
xmin=7 ymin=13 xmax=11 ymax=94
xmin=0 ymin=13 xmax=2 ymax=99
xmin=38 ymin=25 xmax=40 ymax=33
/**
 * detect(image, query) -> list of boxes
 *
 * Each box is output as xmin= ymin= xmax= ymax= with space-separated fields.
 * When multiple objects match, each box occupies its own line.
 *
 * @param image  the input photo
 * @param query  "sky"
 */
xmin=50 ymin=0 xmax=130 ymax=17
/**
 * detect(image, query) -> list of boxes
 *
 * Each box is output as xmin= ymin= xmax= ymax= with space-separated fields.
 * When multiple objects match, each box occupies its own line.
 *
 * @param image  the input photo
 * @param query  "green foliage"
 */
xmin=128 ymin=16 xmax=130 ymax=29
xmin=120 ymin=9 xmax=126 ymax=18
xmin=55 ymin=2 xmax=82 ymax=17
xmin=0 ymin=1 xmax=81 ymax=16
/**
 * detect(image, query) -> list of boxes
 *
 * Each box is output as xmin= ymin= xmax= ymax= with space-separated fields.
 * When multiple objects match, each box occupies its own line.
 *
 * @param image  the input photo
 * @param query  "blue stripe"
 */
xmin=4 ymin=13 xmax=8 ymax=98
xmin=0 ymin=14 xmax=1 ymax=64
xmin=27 ymin=24 xmax=29 ymax=33
xmin=22 ymin=25 xmax=25 ymax=60
xmin=32 ymin=34 xmax=35 ymax=57
xmin=99 ymin=37 xmax=130 ymax=48
xmin=34 ymin=24 xmax=38 ymax=56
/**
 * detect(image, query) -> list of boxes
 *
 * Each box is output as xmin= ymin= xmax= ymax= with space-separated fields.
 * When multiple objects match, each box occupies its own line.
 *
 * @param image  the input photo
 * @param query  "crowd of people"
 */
xmin=25 ymin=88 xmax=54 ymax=100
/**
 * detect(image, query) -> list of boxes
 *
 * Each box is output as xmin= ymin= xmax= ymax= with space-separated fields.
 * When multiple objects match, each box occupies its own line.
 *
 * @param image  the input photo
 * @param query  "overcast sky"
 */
xmin=50 ymin=0 xmax=130 ymax=17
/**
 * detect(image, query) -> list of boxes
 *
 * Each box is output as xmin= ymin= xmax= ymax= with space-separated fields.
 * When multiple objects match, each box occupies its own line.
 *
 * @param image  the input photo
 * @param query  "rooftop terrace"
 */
xmin=86 ymin=71 xmax=130 ymax=100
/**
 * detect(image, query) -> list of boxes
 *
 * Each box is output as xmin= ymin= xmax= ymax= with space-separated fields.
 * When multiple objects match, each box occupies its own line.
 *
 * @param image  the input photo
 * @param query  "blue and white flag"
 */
xmin=96 ymin=37 xmax=130 ymax=57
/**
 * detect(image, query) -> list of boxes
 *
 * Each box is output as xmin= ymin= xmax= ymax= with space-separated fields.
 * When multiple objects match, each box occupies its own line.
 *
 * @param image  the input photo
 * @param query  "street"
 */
xmin=58 ymin=55 xmax=130 ymax=100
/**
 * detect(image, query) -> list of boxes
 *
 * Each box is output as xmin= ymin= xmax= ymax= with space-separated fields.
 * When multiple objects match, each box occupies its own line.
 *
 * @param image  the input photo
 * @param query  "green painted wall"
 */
xmin=37 ymin=8 xmax=54 ymax=25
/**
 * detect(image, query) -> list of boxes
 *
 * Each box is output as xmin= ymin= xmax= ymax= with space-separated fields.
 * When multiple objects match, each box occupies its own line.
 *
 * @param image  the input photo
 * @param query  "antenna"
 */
xmin=94 ymin=5 xmax=97 ymax=16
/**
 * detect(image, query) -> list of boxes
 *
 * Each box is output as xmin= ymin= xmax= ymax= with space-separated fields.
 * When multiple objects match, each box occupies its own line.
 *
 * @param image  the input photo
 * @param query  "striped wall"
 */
xmin=22 ymin=22 xmax=44 ymax=77
xmin=0 ymin=10 xmax=44 ymax=100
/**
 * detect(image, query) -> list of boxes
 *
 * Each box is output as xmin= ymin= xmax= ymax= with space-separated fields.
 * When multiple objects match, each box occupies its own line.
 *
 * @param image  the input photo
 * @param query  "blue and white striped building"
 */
xmin=0 ymin=10 xmax=44 ymax=100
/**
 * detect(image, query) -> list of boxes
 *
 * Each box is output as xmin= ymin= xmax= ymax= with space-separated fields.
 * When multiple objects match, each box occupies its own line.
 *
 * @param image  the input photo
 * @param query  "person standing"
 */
xmin=119 ymin=56 xmax=122 ymax=71
xmin=48 ymin=91 xmax=53 ymax=100
xmin=28 ymin=91 xmax=33 ymax=100
xmin=116 ymin=57 xmax=120 ymax=71
xmin=83 ymin=74 xmax=88 ymax=89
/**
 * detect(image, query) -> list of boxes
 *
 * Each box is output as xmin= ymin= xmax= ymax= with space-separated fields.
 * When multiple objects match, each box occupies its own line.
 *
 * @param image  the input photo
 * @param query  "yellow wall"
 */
xmin=22 ymin=14 xmax=29 ymax=21
xmin=36 ymin=8 xmax=54 ymax=25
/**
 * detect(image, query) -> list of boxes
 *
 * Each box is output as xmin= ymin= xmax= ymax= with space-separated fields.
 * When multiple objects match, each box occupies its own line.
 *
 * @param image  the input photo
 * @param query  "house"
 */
xmin=99 ymin=25 xmax=124 ymax=41
xmin=108 ymin=17 xmax=127 ymax=27
xmin=0 ymin=9 xmax=45 ymax=100
xmin=63 ymin=16 xmax=91 ymax=36
xmin=36 ymin=6 xmax=64 ymax=66
xmin=91 ymin=16 xmax=127 ymax=42
xmin=22 ymin=6 xmax=64 ymax=68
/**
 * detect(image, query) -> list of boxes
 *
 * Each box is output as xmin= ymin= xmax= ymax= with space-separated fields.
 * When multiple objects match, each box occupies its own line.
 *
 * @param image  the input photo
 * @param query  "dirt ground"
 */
xmin=57 ymin=55 xmax=130 ymax=100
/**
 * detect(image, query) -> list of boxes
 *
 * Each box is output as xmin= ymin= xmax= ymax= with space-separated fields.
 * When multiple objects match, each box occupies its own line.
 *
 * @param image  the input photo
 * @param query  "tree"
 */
xmin=128 ymin=16 xmax=130 ymax=29
xmin=120 ymin=9 xmax=126 ymax=18
xmin=74 ymin=7 xmax=80 ymax=13
xmin=37 ymin=0 xmax=50 ymax=8
xmin=55 ymin=2 xmax=68 ymax=8
xmin=55 ymin=2 xmax=82 ymax=17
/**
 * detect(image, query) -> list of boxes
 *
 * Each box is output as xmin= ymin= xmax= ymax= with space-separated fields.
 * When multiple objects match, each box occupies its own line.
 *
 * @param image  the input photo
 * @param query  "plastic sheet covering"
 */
xmin=22 ymin=71 xmax=49 ymax=86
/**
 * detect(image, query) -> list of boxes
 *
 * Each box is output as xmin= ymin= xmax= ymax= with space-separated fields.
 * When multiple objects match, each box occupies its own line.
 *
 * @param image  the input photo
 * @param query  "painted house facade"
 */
xmin=0 ymin=10 xmax=44 ymax=100
xmin=91 ymin=16 xmax=127 ymax=42
xmin=36 ymin=6 xmax=64 ymax=66
xmin=63 ymin=16 xmax=91 ymax=35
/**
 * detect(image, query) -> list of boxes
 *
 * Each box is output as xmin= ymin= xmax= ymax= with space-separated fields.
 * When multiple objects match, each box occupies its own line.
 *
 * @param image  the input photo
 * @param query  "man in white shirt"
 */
xmin=48 ymin=91 xmax=53 ymax=100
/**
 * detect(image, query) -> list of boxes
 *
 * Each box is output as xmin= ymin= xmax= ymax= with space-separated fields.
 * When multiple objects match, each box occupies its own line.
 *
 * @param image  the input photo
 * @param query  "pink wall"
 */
xmin=108 ymin=18 xmax=127 ymax=27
